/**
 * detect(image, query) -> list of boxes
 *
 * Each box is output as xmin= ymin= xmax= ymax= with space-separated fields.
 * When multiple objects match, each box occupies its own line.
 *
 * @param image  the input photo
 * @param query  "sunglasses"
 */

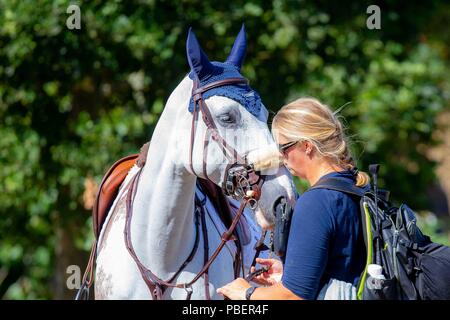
xmin=278 ymin=140 xmax=300 ymax=155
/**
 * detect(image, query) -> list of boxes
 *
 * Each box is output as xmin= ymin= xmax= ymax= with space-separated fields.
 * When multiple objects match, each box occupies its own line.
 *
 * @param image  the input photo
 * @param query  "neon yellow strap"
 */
xmin=357 ymin=202 xmax=373 ymax=300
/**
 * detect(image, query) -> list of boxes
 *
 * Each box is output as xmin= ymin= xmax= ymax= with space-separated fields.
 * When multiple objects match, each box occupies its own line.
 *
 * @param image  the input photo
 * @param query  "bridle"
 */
xmin=188 ymin=77 xmax=265 ymax=204
xmin=122 ymin=77 xmax=269 ymax=300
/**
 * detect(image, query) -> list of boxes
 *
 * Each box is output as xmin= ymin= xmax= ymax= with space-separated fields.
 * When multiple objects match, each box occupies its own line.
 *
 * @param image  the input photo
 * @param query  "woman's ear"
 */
xmin=304 ymin=141 xmax=313 ymax=156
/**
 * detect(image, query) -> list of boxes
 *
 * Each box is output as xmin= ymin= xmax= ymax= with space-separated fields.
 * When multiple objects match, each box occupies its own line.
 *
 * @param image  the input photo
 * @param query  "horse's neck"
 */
xmin=130 ymin=77 xmax=197 ymax=276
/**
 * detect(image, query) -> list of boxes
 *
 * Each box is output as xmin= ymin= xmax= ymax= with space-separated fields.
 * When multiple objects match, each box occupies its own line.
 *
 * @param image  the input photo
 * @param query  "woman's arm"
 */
xmin=217 ymin=278 xmax=303 ymax=300
xmin=251 ymin=282 xmax=303 ymax=300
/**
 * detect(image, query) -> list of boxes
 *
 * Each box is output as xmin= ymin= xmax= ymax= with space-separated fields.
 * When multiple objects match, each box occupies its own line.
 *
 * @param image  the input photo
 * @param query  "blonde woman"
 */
xmin=218 ymin=97 xmax=370 ymax=300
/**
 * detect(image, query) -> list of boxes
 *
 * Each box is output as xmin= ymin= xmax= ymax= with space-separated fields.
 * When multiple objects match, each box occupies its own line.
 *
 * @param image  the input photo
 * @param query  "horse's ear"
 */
xmin=225 ymin=24 xmax=247 ymax=70
xmin=186 ymin=28 xmax=215 ymax=79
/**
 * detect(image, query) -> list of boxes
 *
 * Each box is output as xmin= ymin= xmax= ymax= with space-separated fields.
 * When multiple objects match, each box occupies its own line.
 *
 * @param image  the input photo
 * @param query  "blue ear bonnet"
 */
xmin=186 ymin=25 xmax=262 ymax=117
xmin=188 ymin=62 xmax=261 ymax=117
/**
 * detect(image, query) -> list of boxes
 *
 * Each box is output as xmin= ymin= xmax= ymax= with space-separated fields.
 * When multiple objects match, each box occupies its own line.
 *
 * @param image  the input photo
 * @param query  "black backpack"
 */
xmin=311 ymin=164 xmax=450 ymax=300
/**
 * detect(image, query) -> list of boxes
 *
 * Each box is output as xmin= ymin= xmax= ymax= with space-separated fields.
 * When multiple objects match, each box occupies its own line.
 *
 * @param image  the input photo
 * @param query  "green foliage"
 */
xmin=0 ymin=0 xmax=449 ymax=298
xmin=416 ymin=213 xmax=450 ymax=247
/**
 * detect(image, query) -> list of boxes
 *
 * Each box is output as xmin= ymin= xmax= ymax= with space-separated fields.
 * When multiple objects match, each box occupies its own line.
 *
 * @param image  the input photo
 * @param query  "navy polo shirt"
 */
xmin=281 ymin=170 xmax=368 ymax=300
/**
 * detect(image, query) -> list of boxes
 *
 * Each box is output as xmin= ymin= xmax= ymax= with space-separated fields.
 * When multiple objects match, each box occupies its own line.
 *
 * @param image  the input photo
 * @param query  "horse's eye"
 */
xmin=218 ymin=113 xmax=235 ymax=124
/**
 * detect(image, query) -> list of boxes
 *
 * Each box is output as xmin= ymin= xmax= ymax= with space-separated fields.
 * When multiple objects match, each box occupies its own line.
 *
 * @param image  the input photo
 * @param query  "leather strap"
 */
xmin=249 ymin=230 xmax=268 ymax=268
xmin=124 ymin=164 xmax=251 ymax=299
xmin=192 ymin=78 xmax=248 ymax=97
xmin=189 ymin=94 xmax=200 ymax=176
xmin=202 ymin=129 xmax=211 ymax=181
xmin=188 ymin=78 xmax=248 ymax=178
xmin=309 ymin=177 xmax=365 ymax=197
xmin=199 ymin=198 xmax=211 ymax=300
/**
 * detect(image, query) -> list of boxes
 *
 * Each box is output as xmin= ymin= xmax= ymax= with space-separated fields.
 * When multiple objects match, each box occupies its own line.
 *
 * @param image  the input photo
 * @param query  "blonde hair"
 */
xmin=272 ymin=97 xmax=370 ymax=187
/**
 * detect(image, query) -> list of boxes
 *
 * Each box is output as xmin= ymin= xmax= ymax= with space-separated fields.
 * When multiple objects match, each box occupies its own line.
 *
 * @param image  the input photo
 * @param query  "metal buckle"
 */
xmin=247 ymin=197 xmax=258 ymax=210
xmin=183 ymin=284 xmax=193 ymax=297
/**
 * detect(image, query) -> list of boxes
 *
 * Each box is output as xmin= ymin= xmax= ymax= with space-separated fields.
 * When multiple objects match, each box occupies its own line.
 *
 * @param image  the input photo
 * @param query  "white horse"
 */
xmin=94 ymin=26 xmax=296 ymax=299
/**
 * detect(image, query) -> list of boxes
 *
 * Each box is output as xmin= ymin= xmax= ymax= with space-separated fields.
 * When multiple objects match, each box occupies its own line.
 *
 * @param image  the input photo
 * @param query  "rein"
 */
xmin=124 ymin=167 xmax=253 ymax=299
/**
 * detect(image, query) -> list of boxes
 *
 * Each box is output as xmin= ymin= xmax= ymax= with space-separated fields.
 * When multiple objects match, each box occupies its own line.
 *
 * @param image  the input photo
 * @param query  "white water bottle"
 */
xmin=367 ymin=264 xmax=386 ymax=290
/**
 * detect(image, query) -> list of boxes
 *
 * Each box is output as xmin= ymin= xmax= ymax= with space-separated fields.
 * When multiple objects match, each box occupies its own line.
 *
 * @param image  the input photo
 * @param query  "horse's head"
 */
xmin=171 ymin=26 xmax=297 ymax=229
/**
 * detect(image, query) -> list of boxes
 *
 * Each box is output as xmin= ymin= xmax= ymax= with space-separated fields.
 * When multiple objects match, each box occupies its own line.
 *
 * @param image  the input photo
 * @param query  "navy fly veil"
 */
xmin=186 ymin=25 xmax=262 ymax=118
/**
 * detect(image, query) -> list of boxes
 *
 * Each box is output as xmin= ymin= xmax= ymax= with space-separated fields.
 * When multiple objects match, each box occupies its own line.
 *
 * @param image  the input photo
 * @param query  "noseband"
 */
xmin=188 ymin=77 xmax=265 ymax=207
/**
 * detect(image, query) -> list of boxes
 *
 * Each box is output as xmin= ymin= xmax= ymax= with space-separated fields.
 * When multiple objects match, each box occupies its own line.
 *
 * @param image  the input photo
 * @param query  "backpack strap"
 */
xmin=309 ymin=177 xmax=366 ymax=197
xmin=308 ymin=177 xmax=370 ymax=249
xmin=308 ymin=177 xmax=373 ymax=300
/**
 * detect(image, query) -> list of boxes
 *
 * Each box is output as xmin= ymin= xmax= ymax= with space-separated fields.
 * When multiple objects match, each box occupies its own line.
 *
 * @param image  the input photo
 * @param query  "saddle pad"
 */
xmin=196 ymin=187 xmax=263 ymax=268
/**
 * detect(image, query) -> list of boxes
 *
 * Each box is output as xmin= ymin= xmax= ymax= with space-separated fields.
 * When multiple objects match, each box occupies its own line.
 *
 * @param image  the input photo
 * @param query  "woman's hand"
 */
xmin=216 ymin=278 xmax=251 ymax=300
xmin=250 ymin=258 xmax=283 ymax=286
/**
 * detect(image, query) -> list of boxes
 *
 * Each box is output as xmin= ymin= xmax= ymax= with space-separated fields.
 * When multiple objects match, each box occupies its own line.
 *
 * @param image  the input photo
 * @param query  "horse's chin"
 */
xmin=254 ymin=208 xmax=275 ymax=230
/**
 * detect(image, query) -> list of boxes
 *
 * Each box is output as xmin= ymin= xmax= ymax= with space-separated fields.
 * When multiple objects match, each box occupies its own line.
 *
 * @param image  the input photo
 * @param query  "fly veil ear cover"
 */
xmin=186 ymin=25 xmax=261 ymax=118
xmin=225 ymin=24 xmax=247 ymax=70
xmin=186 ymin=27 xmax=218 ymax=80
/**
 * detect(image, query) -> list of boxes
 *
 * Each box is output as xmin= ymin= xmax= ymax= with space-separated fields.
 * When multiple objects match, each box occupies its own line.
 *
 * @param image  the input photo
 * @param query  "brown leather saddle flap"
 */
xmin=93 ymin=154 xmax=138 ymax=238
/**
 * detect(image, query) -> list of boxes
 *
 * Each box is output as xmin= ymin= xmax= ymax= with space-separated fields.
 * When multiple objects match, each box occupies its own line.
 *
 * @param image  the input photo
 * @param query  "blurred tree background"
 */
xmin=0 ymin=0 xmax=449 ymax=299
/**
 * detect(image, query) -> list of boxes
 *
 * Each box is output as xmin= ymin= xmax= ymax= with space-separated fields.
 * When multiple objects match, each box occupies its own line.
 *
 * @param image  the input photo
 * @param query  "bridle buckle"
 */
xmin=183 ymin=283 xmax=193 ymax=295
